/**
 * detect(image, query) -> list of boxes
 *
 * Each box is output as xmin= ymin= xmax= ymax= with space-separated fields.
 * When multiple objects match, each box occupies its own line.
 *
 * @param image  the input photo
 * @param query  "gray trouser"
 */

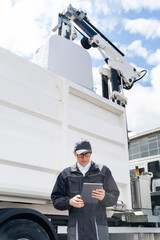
xmin=67 ymin=225 xmax=109 ymax=240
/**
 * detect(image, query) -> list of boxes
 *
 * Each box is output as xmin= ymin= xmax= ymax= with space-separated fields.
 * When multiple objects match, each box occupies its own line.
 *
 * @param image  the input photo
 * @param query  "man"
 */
xmin=51 ymin=139 xmax=119 ymax=240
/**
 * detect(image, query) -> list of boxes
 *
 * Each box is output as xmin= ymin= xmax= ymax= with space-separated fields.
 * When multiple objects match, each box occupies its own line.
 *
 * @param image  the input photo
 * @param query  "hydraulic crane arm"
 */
xmin=53 ymin=5 xmax=146 ymax=104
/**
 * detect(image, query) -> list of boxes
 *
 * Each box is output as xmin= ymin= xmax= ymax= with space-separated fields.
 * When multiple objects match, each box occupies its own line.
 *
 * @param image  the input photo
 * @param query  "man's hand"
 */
xmin=69 ymin=195 xmax=84 ymax=208
xmin=91 ymin=188 xmax=105 ymax=201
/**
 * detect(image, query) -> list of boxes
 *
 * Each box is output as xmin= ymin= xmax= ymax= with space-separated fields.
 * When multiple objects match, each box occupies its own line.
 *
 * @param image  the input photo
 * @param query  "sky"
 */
xmin=0 ymin=0 xmax=160 ymax=136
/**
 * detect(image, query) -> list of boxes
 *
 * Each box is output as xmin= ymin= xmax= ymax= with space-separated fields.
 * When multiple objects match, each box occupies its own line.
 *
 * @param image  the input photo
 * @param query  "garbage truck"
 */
xmin=0 ymin=4 xmax=160 ymax=240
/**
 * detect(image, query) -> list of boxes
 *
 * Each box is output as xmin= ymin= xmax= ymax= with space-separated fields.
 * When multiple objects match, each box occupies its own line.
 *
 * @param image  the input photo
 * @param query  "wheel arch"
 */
xmin=0 ymin=208 xmax=58 ymax=240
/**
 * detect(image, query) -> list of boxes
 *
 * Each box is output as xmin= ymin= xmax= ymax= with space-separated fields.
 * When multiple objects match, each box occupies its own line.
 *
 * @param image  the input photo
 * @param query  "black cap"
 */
xmin=74 ymin=138 xmax=92 ymax=155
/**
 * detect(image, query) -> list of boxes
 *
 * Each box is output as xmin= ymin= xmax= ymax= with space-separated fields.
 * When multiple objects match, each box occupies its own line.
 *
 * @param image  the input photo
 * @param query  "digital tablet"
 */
xmin=81 ymin=183 xmax=103 ymax=203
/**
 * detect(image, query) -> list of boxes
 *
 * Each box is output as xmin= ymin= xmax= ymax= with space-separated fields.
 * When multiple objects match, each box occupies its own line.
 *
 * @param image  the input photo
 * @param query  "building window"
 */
xmin=149 ymin=149 xmax=158 ymax=156
xmin=129 ymin=131 xmax=160 ymax=160
xmin=139 ymin=137 xmax=148 ymax=144
xmin=140 ymin=145 xmax=148 ymax=152
xmin=157 ymin=133 xmax=160 ymax=140
xmin=141 ymin=151 xmax=149 ymax=158
xmin=132 ymin=146 xmax=140 ymax=154
xmin=148 ymin=134 xmax=157 ymax=142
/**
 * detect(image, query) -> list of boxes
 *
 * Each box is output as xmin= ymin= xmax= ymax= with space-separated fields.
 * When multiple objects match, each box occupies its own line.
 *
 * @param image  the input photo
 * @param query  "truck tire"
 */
xmin=0 ymin=219 xmax=50 ymax=240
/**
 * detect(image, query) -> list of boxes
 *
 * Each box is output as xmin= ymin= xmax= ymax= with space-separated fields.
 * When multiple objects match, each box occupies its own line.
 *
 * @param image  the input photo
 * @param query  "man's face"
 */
xmin=76 ymin=152 xmax=91 ymax=167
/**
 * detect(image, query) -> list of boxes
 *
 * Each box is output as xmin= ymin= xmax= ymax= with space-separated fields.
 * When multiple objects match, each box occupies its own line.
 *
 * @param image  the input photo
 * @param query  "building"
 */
xmin=128 ymin=128 xmax=160 ymax=182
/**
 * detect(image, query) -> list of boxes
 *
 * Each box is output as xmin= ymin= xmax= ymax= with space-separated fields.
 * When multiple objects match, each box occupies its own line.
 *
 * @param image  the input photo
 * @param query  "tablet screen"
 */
xmin=81 ymin=183 xmax=103 ymax=203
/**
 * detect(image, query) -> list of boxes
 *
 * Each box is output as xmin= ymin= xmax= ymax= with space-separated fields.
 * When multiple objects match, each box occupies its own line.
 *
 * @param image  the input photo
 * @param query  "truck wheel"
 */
xmin=0 ymin=219 xmax=50 ymax=240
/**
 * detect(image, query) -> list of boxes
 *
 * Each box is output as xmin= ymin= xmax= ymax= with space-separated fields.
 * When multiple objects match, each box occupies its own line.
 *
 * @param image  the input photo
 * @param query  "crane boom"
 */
xmin=53 ymin=4 xmax=146 ymax=105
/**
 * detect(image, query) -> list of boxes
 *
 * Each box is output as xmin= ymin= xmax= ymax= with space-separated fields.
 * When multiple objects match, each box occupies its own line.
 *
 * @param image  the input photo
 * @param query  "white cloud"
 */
xmin=123 ymin=18 xmax=160 ymax=39
xmin=100 ymin=16 xmax=119 ymax=32
xmin=94 ymin=0 xmax=110 ymax=15
xmin=0 ymin=0 xmax=54 ymax=57
xmin=150 ymin=64 xmax=160 ymax=91
xmin=147 ymin=49 xmax=160 ymax=65
xmin=127 ymin=40 xmax=148 ymax=58
xmin=121 ymin=0 xmax=160 ymax=12
xmin=119 ymin=40 xmax=149 ymax=60
xmin=125 ymin=64 xmax=160 ymax=134
xmin=0 ymin=0 xmax=95 ymax=57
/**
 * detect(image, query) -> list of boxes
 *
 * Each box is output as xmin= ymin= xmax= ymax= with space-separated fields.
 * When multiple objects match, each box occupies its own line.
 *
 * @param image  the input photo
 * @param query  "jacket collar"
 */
xmin=70 ymin=161 xmax=100 ymax=173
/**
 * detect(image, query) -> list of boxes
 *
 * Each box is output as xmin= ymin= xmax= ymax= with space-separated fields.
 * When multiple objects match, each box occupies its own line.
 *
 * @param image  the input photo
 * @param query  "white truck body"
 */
xmin=1 ymin=37 xmax=160 ymax=239
xmin=0 ymin=41 xmax=131 ymax=212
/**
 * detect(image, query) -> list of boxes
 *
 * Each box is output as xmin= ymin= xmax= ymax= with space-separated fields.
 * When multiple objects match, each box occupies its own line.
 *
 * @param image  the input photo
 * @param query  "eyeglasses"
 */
xmin=77 ymin=153 xmax=91 ymax=159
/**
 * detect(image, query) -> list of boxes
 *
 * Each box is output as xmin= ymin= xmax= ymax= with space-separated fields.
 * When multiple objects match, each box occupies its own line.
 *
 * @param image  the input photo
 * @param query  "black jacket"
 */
xmin=51 ymin=161 xmax=119 ymax=240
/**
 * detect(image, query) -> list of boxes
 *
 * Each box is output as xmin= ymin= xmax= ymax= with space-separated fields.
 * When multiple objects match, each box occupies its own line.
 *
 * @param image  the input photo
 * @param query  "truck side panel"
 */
xmin=0 ymin=47 xmax=131 ymax=209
